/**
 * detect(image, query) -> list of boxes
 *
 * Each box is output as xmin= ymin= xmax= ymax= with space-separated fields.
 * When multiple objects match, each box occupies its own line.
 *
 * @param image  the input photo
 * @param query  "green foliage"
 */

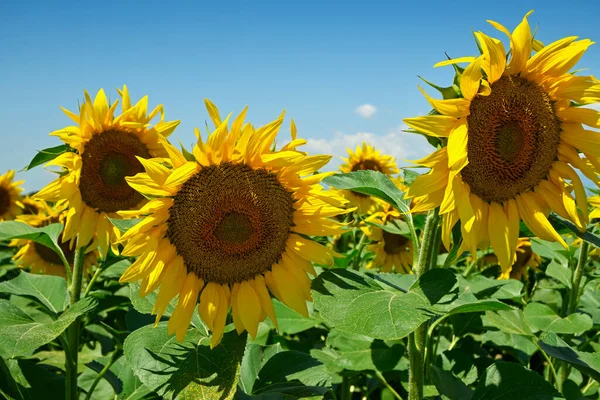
xmin=25 ymin=144 xmax=70 ymax=171
xmin=123 ymin=322 xmax=246 ymax=400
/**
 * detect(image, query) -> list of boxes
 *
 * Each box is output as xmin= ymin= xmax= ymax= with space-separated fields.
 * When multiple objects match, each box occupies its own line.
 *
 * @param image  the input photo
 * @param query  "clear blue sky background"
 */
xmin=1 ymin=0 xmax=599 ymax=192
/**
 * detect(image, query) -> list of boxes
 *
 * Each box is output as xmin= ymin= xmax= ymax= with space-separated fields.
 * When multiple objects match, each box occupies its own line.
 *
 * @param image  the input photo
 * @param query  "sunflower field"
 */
xmin=1 ymin=11 xmax=600 ymax=400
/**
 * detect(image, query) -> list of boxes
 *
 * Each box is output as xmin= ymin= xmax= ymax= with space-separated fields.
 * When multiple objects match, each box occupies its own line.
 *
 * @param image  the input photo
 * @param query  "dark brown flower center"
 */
xmin=0 ymin=187 xmax=10 ymax=216
xmin=167 ymin=162 xmax=295 ymax=285
xmin=461 ymin=75 xmax=561 ymax=203
xmin=382 ymin=231 xmax=410 ymax=254
xmin=33 ymin=235 xmax=75 ymax=266
xmin=79 ymin=130 xmax=151 ymax=213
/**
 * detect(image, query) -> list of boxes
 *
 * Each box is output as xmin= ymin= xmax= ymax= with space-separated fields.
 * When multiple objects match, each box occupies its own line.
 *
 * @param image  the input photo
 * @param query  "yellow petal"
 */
xmin=237 ymin=281 xmax=263 ymax=339
xmin=488 ymin=202 xmax=511 ymax=270
xmin=403 ymin=115 xmax=458 ymax=137
xmin=418 ymin=87 xmax=471 ymax=118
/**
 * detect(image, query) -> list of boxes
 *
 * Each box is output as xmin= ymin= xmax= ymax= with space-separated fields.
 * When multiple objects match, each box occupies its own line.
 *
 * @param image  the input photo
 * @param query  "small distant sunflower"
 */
xmin=17 ymin=196 xmax=48 ymax=218
xmin=339 ymin=143 xmax=399 ymax=213
xmin=119 ymin=101 xmax=347 ymax=347
xmin=0 ymin=170 xmax=24 ymax=221
xmin=12 ymin=202 xmax=98 ymax=277
xmin=362 ymin=202 xmax=413 ymax=273
xmin=404 ymin=12 xmax=600 ymax=278
xmin=35 ymin=87 xmax=179 ymax=256
xmin=476 ymin=238 xmax=541 ymax=280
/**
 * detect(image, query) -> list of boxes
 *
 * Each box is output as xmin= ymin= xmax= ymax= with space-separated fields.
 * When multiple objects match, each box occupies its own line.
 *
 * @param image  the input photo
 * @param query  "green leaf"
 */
xmin=252 ymin=351 xmax=331 ymax=396
xmin=106 ymin=217 xmax=143 ymax=234
xmin=530 ymin=237 xmax=570 ymax=264
xmin=546 ymin=260 xmax=572 ymax=288
xmin=444 ymin=298 xmax=513 ymax=316
xmin=365 ymin=219 xmax=411 ymax=236
xmin=485 ymin=309 xmax=533 ymax=336
xmin=25 ymin=144 xmax=69 ymax=171
xmin=0 ymin=357 xmax=65 ymax=400
xmin=0 ymin=297 xmax=97 ymax=358
xmin=538 ymin=332 xmax=600 ymax=382
xmin=311 ymin=329 xmax=404 ymax=372
xmin=524 ymin=302 xmax=593 ymax=334
xmin=402 ymin=169 xmax=421 ymax=186
xmin=462 ymin=275 xmax=523 ymax=299
xmin=312 ymin=268 xmax=457 ymax=340
xmin=0 ymin=271 xmax=68 ymax=314
xmin=323 ymin=170 xmax=410 ymax=214
xmin=548 ymin=213 xmax=600 ymax=249
xmin=430 ymin=365 xmax=473 ymax=400
xmin=481 ymin=331 xmax=537 ymax=365
xmin=0 ymin=222 xmax=68 ymax=269
xmin=471 ymin=361 xmax=562 ymax=400
xmin=123 ymin=322 xmax=246 ymax=400
xmin=266 ymin=300 xmax=320 ymax=335
xmin=240 ymin=343 xmax=262 ymax=395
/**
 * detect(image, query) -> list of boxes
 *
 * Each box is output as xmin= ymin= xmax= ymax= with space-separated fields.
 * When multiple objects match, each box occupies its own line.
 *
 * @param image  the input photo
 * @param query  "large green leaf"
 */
xmin=265 ymin=300 xmax=320 ymax=335
xmin=484 ymin=309 xmax=533 ymax=336
xmin=25 ymin=144 xmax=70 ymax=171
xmin=123 ymin=322 xmax=246 ymax=400
xmin=459 ymin=275 xmax=524 ymax=300
xmin=524 ymin=302 xmax=593 ymax=334
xmin=311 ymin=329 xmax=404 ymax=372
xmin=0 ymin=357 xmax=65 ymax=400
xmin=0 ymin=222 xmax=68 ymax=269
xmin=430 ymin=365 xmax=473 ymax=400
xmin=79 ymin=354 xmax=151 ymax=400
xmin=481 ymin=331 xmax=537 ymax=365
xmin=538 ymin=332 xmax=600 ymax=382
xmin=312 ymin=269 xmax=457 ymax=340
xmin=251 ymin=351 xmax=331 ymax=397
xmin=323 ymin=170 xmax=410 ymax=214
xmin=0 ymin=297 xmax=97 ymax=358
xmin=546 ymin=260 xmax=572 ymax=288
xmin=547 ymin=213 xmax=600 ymax=249
xmin=0 ymin=271 xmax=68 ymax=315
xmin=471 ymin=361 xmax=562 ymax=400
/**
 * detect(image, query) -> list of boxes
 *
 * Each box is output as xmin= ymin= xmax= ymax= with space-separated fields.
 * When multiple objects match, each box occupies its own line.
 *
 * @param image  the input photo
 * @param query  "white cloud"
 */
xmin=354 ymin=104 xmax=377 ymax=119
xmin=303 ymin=125 xmax=433 ymax=171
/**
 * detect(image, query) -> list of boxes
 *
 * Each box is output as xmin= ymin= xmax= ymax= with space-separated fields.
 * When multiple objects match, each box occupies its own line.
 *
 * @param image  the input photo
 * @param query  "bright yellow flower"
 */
xmin=11 ymin=201 xmax=98 ymax=277
xmin=404 ymin=11 xmax=600 ymax=278
xmin=34 ymin=87 xmax=179 ymax=257
xmin=119 ymin=100 xmax=347 ymax=347
xmin=339 ymin=143 xmax=400 ymax=213
xmin=362 ymin=202 xmax=413 ymax=273
xmin=0 ymin=170 xmax=24 ymax=221
xmin=17 ymin=196 xmax=46 ymax=217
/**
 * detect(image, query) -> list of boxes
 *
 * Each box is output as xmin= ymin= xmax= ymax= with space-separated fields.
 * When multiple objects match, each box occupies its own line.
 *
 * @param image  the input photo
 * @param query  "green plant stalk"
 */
xmin=352 ymin=231 xmax=368 ymax=271
xmin=84 ymin=350 xmax=121 ymax=400
xmin=569 ymin=240 xmax=588 ymax=315
xmin=559 ymin=240 xmax=589 ymax=386
xmin=375 ymin=370 xmax=403 ymax=400
xmin=83 ymin=263 xmax=104 ymax=298
xmin=534 ymin=340 xmax=560 ymax=391
xmin=408 ymin=208 xmax=440 ymax=400
xmin=65 ymin=240 xmax=86 ymax=400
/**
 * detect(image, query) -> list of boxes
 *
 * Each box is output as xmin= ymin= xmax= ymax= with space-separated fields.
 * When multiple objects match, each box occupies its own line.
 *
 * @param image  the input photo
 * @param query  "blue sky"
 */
xmin=1 ymin=0 xmax=599 ymax=192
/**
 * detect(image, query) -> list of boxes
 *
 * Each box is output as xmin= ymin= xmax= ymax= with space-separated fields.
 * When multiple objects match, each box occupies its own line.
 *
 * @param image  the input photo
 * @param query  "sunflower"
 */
xmin=404 ymin=11 xmax=600 ymax=278
xmin=0 ymin=170 xmax=24 ymax=221
xmin=362 ymin=201 xmax=413 ymax=273
xmin=339 ymin=143 xmax=400 ymax=213
xmin=34 ymin=87 xmax=179 ymax=256
xmin=118 ymin=100 xmax=347 ymax=347
xmin=11 ymin=201 xmax=98 ymax=277
xmin=17 ymin=195 xmax=46 ymax=216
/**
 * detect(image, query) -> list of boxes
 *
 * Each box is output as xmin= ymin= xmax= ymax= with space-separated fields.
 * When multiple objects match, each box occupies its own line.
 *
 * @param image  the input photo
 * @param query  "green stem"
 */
xmin=352 ymin=231 xmax=367 ymax=271
xmin=535 ymin=340 xmax=560 ymax=391
xmin=83 ymin=263 xmax=103 ymax=298
xmin=65 ymin=239 xmax=86 ymax=400
xmin=375 ymin=370 xmax=403 ymax=400
xmin=409 ymin=208 xmax=440 ymax=400
xmin=340 ymin=376 xmax=351 ymax=400
xmin=84 ymin=351 xmax=121 ymax=400
xmin=569 ymin=240 xmax=588 ymax=315
xmin=462 ymin=260 xmax=477 ymax=278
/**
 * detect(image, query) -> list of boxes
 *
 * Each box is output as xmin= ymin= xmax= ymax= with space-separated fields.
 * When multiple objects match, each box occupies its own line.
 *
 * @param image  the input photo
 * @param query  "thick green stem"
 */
xmin=65 ymin=241 xmax=86 ymax=400
xmin=569 ymin=241 xmax=588 ymax=315
xmin=375 ymin=370 xmax=403 ymax=400
xmin=409 ymin=208 xmax=440 ymax=400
